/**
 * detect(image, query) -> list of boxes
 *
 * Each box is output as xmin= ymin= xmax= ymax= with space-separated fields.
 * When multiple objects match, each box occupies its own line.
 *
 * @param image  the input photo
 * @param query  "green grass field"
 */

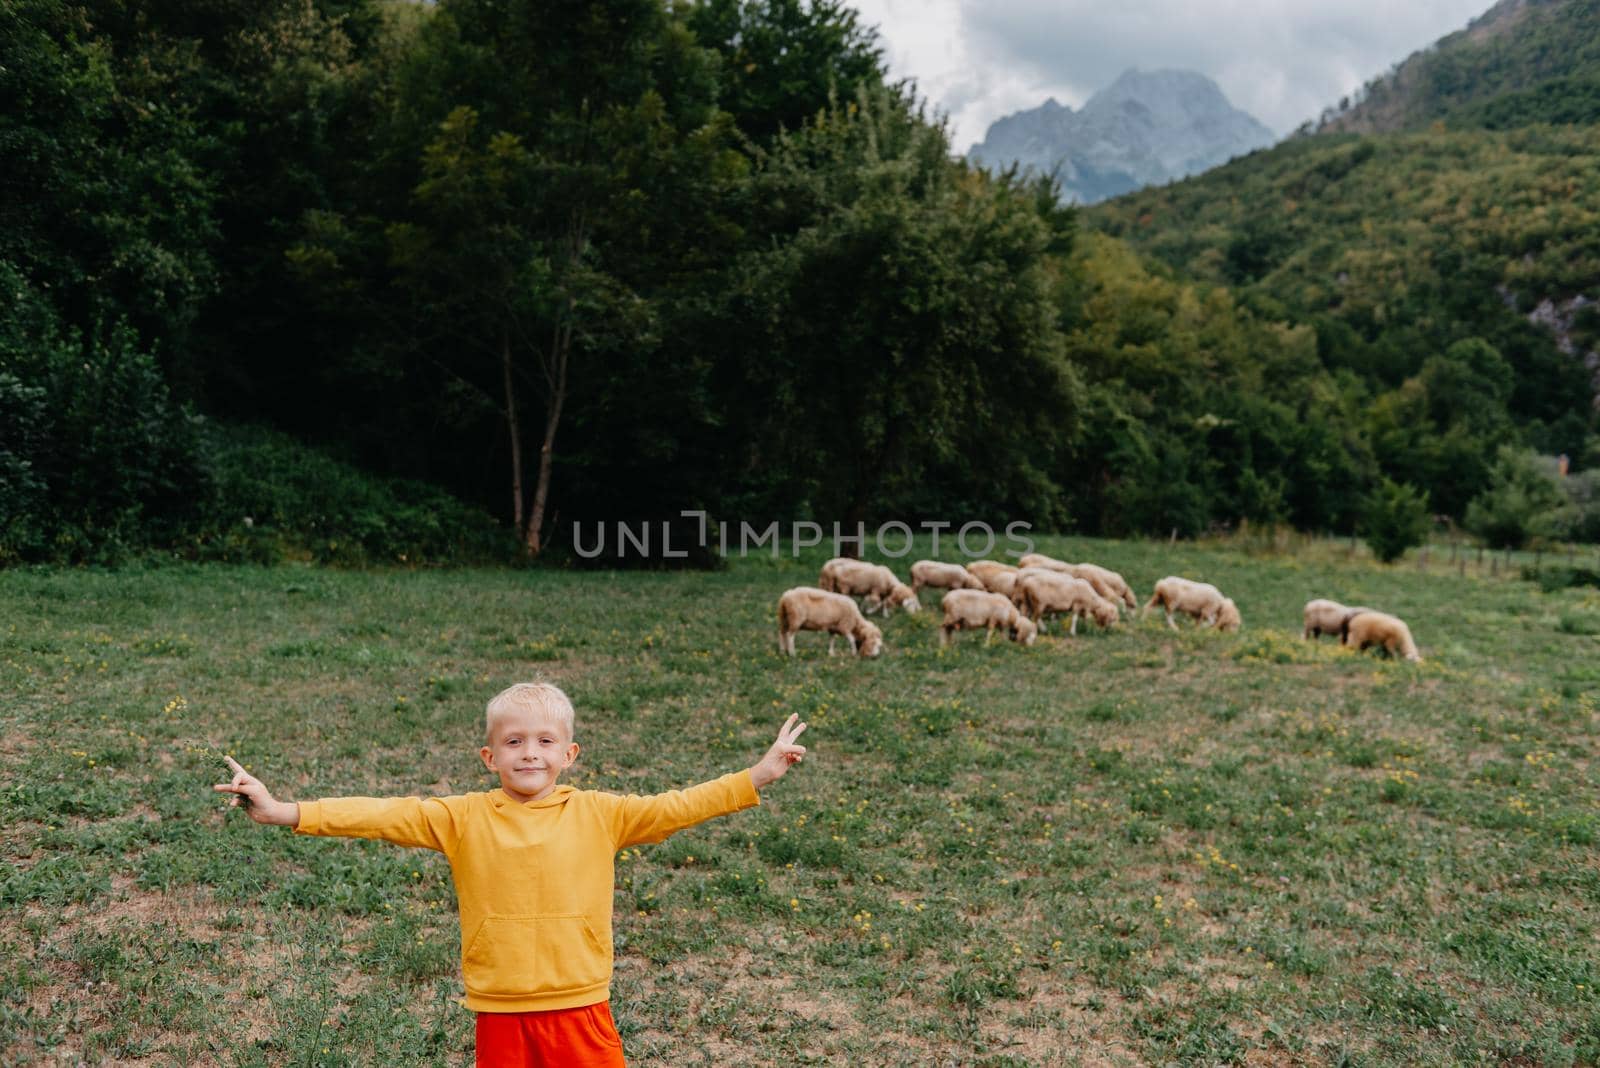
xmin=3 ymin=537 xmax=1598 ymax=1066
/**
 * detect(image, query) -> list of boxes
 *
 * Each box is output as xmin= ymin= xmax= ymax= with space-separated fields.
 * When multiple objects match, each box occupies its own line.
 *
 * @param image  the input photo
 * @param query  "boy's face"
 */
xmin=480 ymin=707 xmax=579 ymax=804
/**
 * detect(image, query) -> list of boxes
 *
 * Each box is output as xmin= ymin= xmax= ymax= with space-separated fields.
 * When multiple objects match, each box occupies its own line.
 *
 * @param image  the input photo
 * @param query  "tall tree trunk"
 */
xmin=503 ymin=328 xmax=524 ymax=531
xmin=524 ymin=310 xmax=571 ymax=556
xmin=523 ymin=207 xmax=588 ymax=557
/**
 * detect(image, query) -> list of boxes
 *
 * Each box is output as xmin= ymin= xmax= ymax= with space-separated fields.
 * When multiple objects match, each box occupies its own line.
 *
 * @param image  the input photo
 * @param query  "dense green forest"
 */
xmin=1317 ymin=0 xmax=1600 ymax=133
xmin=1091 ymin=125 xmax=1600 ymax=532
xmin=4 ymin=0 xmax=1598 ymax=564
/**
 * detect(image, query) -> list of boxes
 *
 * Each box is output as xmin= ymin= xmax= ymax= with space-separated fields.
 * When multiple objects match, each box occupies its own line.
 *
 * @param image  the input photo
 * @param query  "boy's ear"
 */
xmin=479 ymin=745 xmax=495 ymax=772
xmin=564 ymin=742 xmax=580 ymax=767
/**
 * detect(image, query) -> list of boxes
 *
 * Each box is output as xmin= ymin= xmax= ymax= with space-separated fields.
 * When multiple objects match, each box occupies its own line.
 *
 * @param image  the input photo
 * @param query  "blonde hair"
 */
xmin=485 ymin=682 xmax=576 ymax=742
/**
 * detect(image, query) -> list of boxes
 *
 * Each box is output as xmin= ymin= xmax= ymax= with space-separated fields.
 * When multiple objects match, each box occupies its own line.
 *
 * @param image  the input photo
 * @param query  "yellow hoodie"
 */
xmin=295 ymin=770 xmax=759 ymax=1011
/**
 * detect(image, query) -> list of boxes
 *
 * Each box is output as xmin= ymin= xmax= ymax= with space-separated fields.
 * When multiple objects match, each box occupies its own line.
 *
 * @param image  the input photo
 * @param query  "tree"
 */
xmin=328 ymin=0 xmax=740 ymax=555
xmin=0 ymin=0 xmax=221 ymax=366
xmin=684 ymin=0 xmax=885 ymax=144
xmin=1361 ymin=477 xmax=1431 ymax=563
xmin=718 ymin=85 xmax=1082 ymax=526
xmin=1465 ymin=446 xmax=1564 ymax=549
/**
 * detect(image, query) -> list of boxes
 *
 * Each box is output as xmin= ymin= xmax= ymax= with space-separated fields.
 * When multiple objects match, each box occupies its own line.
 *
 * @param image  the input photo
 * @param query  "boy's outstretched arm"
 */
xmin=214 ymin=755 xmax=300 ymax=827
xmin=749 ymin=713 xmax=808 ymax=790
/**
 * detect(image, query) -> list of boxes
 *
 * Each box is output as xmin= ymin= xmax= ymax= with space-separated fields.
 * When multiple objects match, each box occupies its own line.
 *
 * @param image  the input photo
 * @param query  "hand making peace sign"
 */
xmin=749 ymin=713 xmax=809 ymax=790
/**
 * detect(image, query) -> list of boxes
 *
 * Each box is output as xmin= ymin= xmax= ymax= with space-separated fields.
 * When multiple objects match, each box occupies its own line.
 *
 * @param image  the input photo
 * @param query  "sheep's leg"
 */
xmin=828 ymin=633 xmax=837 ymax=656
xmin=847 ymin=633 xmax=857 ymax=655
xmin=778 ymin=629 xmax=786 ymax=656
xmin=984 ymin=622 xmax=995 ymax=646
xmin=1070 ymin=611 xmax=1079 ymax=637
xmin=1165 ymin=610 xmax=1178 ymax=631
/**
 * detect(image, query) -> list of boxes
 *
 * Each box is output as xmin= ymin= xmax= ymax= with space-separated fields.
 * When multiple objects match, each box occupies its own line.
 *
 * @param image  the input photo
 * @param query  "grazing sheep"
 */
xmin=1142 ymin=577 xmax=1241 ymax=632
xmin=966 ymin=560 xmax=1018 ymax=584
xmin=909 ymin=560 xmax=985 ymax=597
xmin=1016 ymin=555 xmax=1135 ymax=613
xmin=980 ymin=570 xmax=1020 ymax=601
xmin=939 ymin=589 xmax=1038 ymax=647
xmin=1016 ymin=571 xmax=1120 ymax=635
xmin=777 ymin=587 xmax=884 ymax=658
xmin=1008 ymin=566 xmax=1062 ymax=610
xmin=818 ymin=557 xmax=921 ymax=616
xmin=1070 ymin=562 xmax=1138 ymax=613
xmin=1302 ymin=598 xmax=1371 ymax=640
xmin=966 ymin=560 xmax=1020 ymax=597
xmin=1343 ymin=610 xmax=1421 ymax=662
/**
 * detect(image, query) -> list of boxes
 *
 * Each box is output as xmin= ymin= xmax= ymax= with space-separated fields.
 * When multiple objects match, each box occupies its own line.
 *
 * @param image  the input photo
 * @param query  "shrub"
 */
xmin=191 ymin=424 xmax=515 ymax=566
xmin=1360 ymin=478 xmax=1431 ymax=563
xmin=0 ymin=263 xmax=210 ymax=564
xmin=1465 ymin=447 xmax=1564 ymax=550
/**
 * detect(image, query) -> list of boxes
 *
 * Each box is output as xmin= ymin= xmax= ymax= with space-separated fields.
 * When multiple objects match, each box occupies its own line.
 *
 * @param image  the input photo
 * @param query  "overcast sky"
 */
xmin=847 ymin=0 xmax=1497 ymax=151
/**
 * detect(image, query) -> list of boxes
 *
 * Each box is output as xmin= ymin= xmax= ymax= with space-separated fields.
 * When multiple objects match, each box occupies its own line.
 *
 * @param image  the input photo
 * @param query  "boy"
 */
xmin=214 ymin=682 xmax=809 ymax=1068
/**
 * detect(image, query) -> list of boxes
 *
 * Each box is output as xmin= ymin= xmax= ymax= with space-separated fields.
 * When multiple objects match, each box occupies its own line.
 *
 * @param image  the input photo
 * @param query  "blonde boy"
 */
xmin=216 ymin=682 xmax=808 ymax=1068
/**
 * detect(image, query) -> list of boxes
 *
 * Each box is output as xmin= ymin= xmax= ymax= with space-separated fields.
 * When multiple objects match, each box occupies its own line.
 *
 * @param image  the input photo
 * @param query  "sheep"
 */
xmin=909 ymin=560 xmax=985 ymax=597
xmin=966 ymin=560 xmax=1018 ymax=584
xmin=939 ymin=589 xmax=1038 ymax=647
xmin=818 ymin=557 xmax=921 ymax=616
xmin=1343 ymin=610 xmax=1421 ymax=662
xmin=776 ymin=587 xmax=884 ymax=658
xmin=980 ymin=569 xmax=1020 ymax=601
xmin=1008 ymin=566 xmax=1062 ymax=611
xmin=1302 ymin=598 xmax=1371 ymax=641
xmin=1016 ymin=570 xmax=1120 ymax=635
xmin=967 ymin=560 xmax=1020 ymax=596
xmin=1017 ymin=552 xmax=1072 ymax=573
xmin=1017 ymin=555 xmax=1136 ymax=613
xmin=1142 ymin=576 xmax=1241 ymax=632
xmin=1070 ymin=562 xmax=1138 ymax=614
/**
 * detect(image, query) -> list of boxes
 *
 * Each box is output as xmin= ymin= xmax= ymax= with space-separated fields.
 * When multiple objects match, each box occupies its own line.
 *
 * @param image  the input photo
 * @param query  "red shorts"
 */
xmin=475 ymin=1002 xmax=626 ymax=1068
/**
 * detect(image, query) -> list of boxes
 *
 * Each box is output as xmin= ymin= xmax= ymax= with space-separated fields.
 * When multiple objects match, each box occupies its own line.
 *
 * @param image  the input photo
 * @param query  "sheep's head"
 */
xmin=1093 ymin=601 xmax=1119 ymax=629
xmin=856 ymin=620 xmax=884 ymax=658
xmin=891 ymin=583 xmax=921 ymax=613
xmin=1014 ymin=617 xmax=1038 ymax=646
xmin=1217 ymin=599 xmax=1242 ymax=632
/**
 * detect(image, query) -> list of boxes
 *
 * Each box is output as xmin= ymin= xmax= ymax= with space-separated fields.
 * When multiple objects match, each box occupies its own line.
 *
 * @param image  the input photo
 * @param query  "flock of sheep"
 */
xmin=775 ymin=554 xmax=1422 ymax=662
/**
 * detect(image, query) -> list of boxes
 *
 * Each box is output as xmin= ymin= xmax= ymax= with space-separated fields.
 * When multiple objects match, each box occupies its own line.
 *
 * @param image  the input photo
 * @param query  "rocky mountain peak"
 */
xmin=967 ymin=68 xmax=1276 ymax=204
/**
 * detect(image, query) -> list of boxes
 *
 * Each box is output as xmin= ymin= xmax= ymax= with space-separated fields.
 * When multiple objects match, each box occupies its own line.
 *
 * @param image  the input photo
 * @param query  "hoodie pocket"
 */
xmin=462 ymin=914 xmax=610 ymax=997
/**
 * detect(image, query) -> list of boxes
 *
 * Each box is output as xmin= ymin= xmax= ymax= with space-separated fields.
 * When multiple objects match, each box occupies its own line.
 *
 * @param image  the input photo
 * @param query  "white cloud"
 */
xmin=849 ymin=0 xmax=1495 ymax=151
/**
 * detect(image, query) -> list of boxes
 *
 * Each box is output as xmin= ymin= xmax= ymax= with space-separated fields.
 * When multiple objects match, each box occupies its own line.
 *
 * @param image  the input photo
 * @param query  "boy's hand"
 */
xmin=213 ymin=755 xmax=300 ymax=827
xmin=749 ymin=713 xmax=808 ymax=790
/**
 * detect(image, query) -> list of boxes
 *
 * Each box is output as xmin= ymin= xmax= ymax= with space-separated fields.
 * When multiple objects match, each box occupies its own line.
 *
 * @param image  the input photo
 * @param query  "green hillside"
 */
xmin=1318 ymin=0 xmax=1600 ymax=133
xmin=1090 ymin=126 xmax=1600 ymax=507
